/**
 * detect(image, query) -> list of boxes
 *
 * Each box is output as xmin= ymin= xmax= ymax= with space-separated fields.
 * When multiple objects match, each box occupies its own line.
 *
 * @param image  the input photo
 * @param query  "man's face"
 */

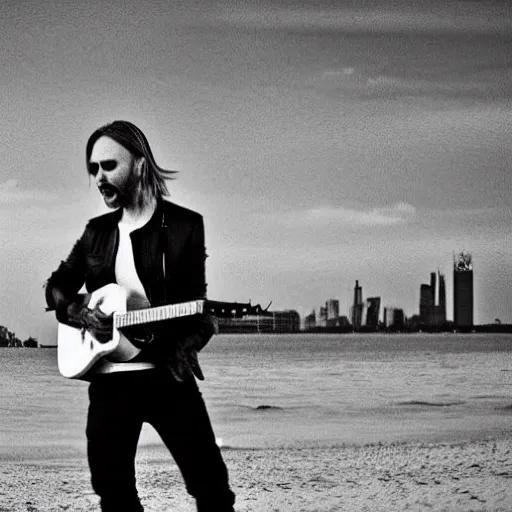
xmin=88 ymin=136 xmax=141 ymax=209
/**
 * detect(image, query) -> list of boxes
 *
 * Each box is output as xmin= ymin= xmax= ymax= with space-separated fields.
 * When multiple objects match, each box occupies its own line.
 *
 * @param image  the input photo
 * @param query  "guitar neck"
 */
xmin=115 ymin=300 xmax=206 ymax=329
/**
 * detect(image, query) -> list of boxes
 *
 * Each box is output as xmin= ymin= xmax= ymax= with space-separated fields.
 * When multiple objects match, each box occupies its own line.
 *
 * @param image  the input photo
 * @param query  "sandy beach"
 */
xmin=1 ymin=437 xmax=511 ymax=512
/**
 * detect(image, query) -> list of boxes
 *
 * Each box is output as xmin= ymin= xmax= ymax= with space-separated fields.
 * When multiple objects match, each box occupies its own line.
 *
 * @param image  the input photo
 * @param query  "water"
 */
xmin=1 ymin=334 xmax=511 ymax=460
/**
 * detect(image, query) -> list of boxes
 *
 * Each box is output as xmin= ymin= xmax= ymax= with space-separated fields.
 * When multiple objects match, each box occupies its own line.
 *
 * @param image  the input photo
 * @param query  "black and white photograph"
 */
xmin=1 ymin=1 xmax=511 ymax=510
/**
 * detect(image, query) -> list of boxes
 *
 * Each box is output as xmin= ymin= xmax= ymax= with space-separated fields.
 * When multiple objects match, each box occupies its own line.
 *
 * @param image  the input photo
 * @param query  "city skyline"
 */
xmin=0 ymin=248 xmax=506 ymax=343
xmin=1 ymin=0 xmax=511 ymax=344
xmin=307 ymin=251 xmax=484 ymax=327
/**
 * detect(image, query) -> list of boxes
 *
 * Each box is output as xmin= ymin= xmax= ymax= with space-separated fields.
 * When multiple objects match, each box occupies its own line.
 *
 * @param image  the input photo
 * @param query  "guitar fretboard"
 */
xmin=115 ymin=300 xmax=206 ymax=328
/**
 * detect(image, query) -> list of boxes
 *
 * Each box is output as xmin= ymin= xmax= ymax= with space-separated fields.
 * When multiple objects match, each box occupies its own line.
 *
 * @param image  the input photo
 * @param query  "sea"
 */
xmin=1 ymin=333 xmax=511 ymax=461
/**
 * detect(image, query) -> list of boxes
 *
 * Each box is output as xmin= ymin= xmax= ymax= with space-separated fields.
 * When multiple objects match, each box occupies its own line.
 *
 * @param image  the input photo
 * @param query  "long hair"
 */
xmin=85 ymin=120 xmax=177 ymax=201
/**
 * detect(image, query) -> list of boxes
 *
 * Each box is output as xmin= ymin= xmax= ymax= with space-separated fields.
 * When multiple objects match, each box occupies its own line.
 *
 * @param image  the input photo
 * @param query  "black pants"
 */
xmin=86 ymin=369 xmax=235 ymax=511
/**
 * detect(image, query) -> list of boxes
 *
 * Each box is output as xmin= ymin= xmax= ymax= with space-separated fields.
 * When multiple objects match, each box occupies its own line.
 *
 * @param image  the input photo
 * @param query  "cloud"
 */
xmin=283 ymin=202 xmax=416 ymax=228
xmin=0 ymin=179 xmax=61 ymax=204
xmin=313 ymin=69 xmax=511 ymax=101
xmin=214 ymin=4 xmax=512 ymax=35
xmin=0 ymin=179 xmax=18 ymax=191
xmin=323 ymin=68 xmax=355 ymax=78
xmin=365 ymin=73 xmax=510 ymax=100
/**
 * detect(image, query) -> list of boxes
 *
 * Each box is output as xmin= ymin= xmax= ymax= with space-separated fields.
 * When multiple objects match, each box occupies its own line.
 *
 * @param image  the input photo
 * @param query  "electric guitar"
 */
xmin=57 ymin=283 xmax=208 ymax=379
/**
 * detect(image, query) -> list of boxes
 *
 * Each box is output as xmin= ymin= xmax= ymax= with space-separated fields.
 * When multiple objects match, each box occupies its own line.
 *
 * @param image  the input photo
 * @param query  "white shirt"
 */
xmin=95 ymin=206 xmax=157 ymax=374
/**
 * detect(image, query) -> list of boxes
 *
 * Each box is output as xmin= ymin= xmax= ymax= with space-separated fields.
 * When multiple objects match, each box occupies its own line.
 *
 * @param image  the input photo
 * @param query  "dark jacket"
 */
xmin=45 ymin=199 xmax=214 ymax=360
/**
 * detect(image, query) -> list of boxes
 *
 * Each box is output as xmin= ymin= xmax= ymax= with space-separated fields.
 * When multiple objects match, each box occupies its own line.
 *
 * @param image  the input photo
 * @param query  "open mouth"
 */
xmin=99 ymin=184 xmax=117 ymax=199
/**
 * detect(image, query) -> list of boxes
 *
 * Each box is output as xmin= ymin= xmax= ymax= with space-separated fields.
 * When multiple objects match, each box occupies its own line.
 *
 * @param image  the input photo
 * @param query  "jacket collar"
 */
xmin=105 ymin=197 xmax=164 ymax=231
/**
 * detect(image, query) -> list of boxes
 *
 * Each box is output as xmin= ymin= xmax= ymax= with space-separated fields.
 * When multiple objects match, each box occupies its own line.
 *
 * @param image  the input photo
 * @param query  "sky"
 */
xmin=0 ymin=0 xmax=511 ymax=344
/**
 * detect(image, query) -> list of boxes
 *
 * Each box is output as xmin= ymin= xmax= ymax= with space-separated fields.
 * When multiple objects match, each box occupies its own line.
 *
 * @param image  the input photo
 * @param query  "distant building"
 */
xmin=430 ymin=272 xmax=437 ymax=305
xmin=437 ymin=271 xmax=447 ymax=324
xmin=419 ymin=284 xmax=433 ymax=324
xmin=419 ymin=270 xmax=447 ymax=326
xmin=338 ymin=316 xmax=351 ymax=329
xmin=326 ymin=299 xmax=339 ymax=327
xmin=318 ymin=306 xmax=328 ymax=328
xmin=207 ymin=300 xmax=263 ymax=319
xmin=393 ymin=309 xmax=405 ymax=330
xmin=210 ymin=300 xmax=300 ymax=333
xmin=351 ymin=280 xmax=364 ymax=330
xmin=304 ymin=306 xmax=351 ymax=332
xmin=408 ymin=314 xmax=421 ymax=329
xmin=217 ymin=311 xmax=300 ymax=334
xmin=326 ymin=299 xmax=339 ymax=321
xmin=453 ymin=251 xmax=474 ymax=327
xmin=304 ymin=310 xmax=316 ymax=331
xmin=383 ymin=307 xmax=393 ymax=328
xmin=384 ymin=307 xmax=405 ymax=330
xmin=365 ymin=297 xmax=381 ymax=330
xmin=272 ymin=311 xmax=301 ymax=333
xmin=218 ymin=315 xmax=272 ymax=334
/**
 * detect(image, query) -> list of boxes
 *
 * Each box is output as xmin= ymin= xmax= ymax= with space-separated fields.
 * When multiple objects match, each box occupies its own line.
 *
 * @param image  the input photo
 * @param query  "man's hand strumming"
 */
xmin=82 ymin=301 xmax=114 ymax=344
xmin=65 ymin=296 xmax=113 ymax=344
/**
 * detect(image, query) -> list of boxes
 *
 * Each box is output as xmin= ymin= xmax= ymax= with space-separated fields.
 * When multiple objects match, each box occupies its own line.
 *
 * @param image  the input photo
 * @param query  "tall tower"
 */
xmin=438 ymin=271 xmax=446 ymax=324
xmin=453 ymin=251 xmax=474 ymax=327
xmin=351 ymin=280 xmax=363 ymax=330
xmin=430 ymin=272 xmax=436 ymax=306
xmin=419 ymin=284 xmax=433 ymax=324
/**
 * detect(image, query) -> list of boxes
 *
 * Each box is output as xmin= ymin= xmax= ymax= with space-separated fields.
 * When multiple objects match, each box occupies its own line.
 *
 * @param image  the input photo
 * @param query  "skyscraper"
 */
xmin=326 ymin=299 xmax=339 ymax=327
xmin=326 ymin=299 xmax=339 ymax=321
xmin=384 ymin=307 xmax=404 ymax=330
xmin=430 ymin=272 xmax=436 ymax=306
xmin=366 ymin=297 xmax=381 ymax=329
xmin=453 ymin=251 xmax=474 ymax=327
xmin=351 ymin=280 xmax=364 ymax=330
xmin=419 ymin=270 xmax=447 ymax=326
xmin=438 ymin=271 xmax=446 ymax=324
xmin=419 ymin=284 xmax=433 ymax=324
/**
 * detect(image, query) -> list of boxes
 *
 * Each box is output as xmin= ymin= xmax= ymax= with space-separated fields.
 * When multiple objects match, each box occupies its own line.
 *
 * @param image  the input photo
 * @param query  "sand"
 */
xmin=1 ymin=438 xmax=511 ymax=512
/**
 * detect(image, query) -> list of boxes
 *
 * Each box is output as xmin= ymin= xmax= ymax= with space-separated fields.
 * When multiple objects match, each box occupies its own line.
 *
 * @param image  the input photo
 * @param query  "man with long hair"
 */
xmin=45 ymin=120 xmax=236 ymax=511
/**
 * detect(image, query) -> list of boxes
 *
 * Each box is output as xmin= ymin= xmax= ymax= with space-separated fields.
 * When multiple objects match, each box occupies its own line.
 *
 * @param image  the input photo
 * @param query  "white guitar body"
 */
xmin=57 ymin=284 xmax=140 ymax=379
xmin=57 ymin=283 xmax=207 ymax=380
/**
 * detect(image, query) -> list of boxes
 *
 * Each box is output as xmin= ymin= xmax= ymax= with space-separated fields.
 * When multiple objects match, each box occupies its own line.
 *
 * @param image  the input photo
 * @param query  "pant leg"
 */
xmin=145 ymin=371 xmax=236 ymax=512
xmin=86 ymin=373 xmax=145 ymax=512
